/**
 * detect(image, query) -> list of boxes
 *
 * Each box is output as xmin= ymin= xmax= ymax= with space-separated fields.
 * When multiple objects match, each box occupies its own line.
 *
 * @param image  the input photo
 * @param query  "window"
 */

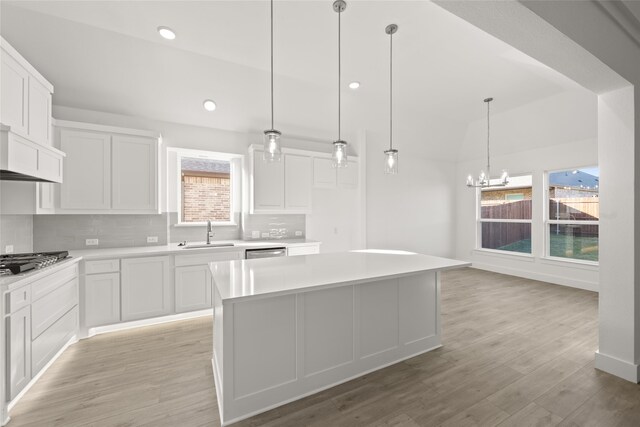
xmin=176 ymin=150 xmax=239 ymax=225
xmin=478 ymin=175 xmax=533 ymax=254
xmin=547 ymin=167 xmax=599 ymax=262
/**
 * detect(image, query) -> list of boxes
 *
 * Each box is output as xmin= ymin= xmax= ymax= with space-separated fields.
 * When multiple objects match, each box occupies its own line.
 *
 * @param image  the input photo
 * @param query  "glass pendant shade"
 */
xmin=263 ymin=130 xmax=282 ymax=162
xmin=332 ymin=140 xmax=348 ymax=168
xmin=384 ymin=149 xmax=398 ymax=174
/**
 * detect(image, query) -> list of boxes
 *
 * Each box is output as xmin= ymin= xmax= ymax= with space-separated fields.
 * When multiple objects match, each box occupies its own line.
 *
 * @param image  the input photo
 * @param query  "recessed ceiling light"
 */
xmin=349 ymin=81 xmax=360 ymax=89
xmin=203 ymin=99 xmax=217 ymax=112
xmin=157 ymin=26 xmax=176 ymax=40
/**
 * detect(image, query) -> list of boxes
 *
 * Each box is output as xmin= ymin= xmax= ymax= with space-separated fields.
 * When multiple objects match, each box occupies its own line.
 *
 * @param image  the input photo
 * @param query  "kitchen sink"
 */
xmin=181 ymin=243 xmax=235 ymax=249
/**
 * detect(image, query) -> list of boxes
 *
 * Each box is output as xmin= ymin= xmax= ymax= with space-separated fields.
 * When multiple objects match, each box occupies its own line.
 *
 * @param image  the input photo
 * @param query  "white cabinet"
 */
xmin=313 ymin=158 xmax=337 ymax=188
xmin=287 ymin=244 xmax=321 ymax=257
xmin=313 ymin=158 xmax=358 ymax=189
xmin=60 ymin=129 xmax=111 ymax=210
xmin=7 ymin=305 xmax=31 ymax=400
xmin=174 ymin=250 xmax=243 ymax=313
xmin=250 ymin=148 xmax=312 ymax=213
xmin=52 ymin=121 xmax=161 ymax=214
xmin=0 ymin=37 xmax=53 ymax=147
xmin=284 ymin=154 xmax=312 ymax=211
xmin=252 ymin=149 xmax=285 ymax=211
xmin=1 ymin=52 xmax=29 ymax=137
xmin=121 ymin=256 xmax=171 ymax=322
xmin=27 ymin=78 xmax=52 ymax=146
xmin=85 ymin=273 xmax=120 ymax=327
xmin=175 ymin=265 xmax=211 ymax=313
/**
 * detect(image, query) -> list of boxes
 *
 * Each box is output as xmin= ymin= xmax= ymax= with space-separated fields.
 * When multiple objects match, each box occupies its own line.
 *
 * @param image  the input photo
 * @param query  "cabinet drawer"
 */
xmin=85 ymin=259 xmax=120 ymax=274
xmin=7 ymin=285 xmax=31 ymax=314
xmin=287 ymin=245 xmax=320 ymax=257
xmin=32 ymin=305 xmax=77 ymax=375
xmin=175 ymin=250 xmax=243 ymax=267
xmin=31 ymin=277 xmax=78 ymax=339
xmin=31 ymin=263 xmax=78 ymax=302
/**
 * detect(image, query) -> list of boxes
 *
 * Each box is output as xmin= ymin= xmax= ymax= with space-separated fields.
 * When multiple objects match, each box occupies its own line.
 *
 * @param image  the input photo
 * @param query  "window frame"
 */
xmin=544 ymin=166 xmax=599 ymax=265
xmin=476 ymin=174 xmax=534 ymax=256
xmin=174 ymin=148 xmax=242 ymax=227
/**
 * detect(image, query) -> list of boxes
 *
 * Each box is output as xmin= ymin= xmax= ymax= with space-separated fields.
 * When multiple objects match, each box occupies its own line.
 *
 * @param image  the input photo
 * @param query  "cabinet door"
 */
xmin=121 ymin=256 xmax=171 ymax=322
xmin=252 ymin=150 xmax=285 ymax=211
xmin=0 ymin=52 xmax=29 ymax=138
xmin=27 ymin=77 xmax=52 ymax=146
xmin=7 ymin=305 xmax=31 ymax=400
xmin=285 ymin=154 xmax=312 ymax=211
xmin=175 ymin=265 xmax=212 ymax=313
xmin=112 ymin=135 xmax=158 ymax=211
xmin=85 ymin=273 xmax=120 ymax=327
xmin=313 ymin=157 xmax=336 ymax=188
xmin=60 ymin=130 xmax=111 ymax=209
xmin=337 ymin=160 xmax=358 ymax=188
xmin=38 ymin=182 xmax=55 ymax=211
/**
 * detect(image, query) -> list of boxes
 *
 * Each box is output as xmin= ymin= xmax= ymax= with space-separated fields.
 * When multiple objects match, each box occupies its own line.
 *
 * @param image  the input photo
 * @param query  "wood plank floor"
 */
xmin=10 ymin=268 xmax=640 ymax=426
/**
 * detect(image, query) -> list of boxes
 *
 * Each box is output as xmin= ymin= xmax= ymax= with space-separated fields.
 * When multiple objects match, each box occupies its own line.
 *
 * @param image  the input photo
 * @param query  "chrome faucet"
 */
xmin=206 ymin=220 xmax=214 ymax=244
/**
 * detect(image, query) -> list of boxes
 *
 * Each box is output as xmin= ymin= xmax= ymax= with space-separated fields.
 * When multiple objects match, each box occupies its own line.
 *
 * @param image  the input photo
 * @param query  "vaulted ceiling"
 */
xmin=1 ymin=1 xmax=593 ymax=161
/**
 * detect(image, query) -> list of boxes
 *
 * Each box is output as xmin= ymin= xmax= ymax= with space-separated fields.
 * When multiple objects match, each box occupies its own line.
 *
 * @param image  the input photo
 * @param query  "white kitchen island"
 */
xmin=209 ymin=250 xmax=469 ymax=426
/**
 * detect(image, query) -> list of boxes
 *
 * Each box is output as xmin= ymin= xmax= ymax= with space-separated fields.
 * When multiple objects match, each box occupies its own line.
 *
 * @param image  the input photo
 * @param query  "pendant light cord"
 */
xmin=389 ymin=30 xmax=393 ymax=150
xmin=338 ymin=8 xmax=342 ymax=141
xmin=270 ymin=0 xmax=274 ymax=130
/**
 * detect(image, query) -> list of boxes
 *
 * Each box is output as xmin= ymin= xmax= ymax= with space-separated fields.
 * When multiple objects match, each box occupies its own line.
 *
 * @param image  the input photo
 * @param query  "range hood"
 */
xmin=0 ymin=125 xmax=65 ymax=183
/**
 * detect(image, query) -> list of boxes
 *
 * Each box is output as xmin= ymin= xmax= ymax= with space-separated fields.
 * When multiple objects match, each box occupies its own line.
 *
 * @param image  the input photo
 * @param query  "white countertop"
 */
xmin=0 ymin=257 xmax=82 ymax=291
xmin=210 ymin=250 xmax=470 ymax=302
xmin=68 ymin=239 xmax=320 ymax=260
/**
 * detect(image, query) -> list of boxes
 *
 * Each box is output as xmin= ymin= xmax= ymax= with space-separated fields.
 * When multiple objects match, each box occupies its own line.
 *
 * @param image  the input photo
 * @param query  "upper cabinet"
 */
xmin=43 ymin=120 xmax=161 ymax=214
xmin=248 ymin=145 xmax=358 ymax=215
xmin=250 ymin=148 xmax=311 ymax=214
xmin=0 ymin=37 xmax=53 ymax=147
xmin=0 ymin=37 xmax=62 ymax=183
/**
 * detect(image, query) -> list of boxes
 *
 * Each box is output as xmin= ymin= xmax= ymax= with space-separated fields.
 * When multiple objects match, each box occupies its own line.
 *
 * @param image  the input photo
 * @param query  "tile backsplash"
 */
xmin=0 ymin=214 xmax=33 ymax=254
xmin=33 ymin=214 xmax=169 ymax=252
xmin=168 ymin=212 xmax=241 ymax=243
xmin=242 ymin=214 xmax=305 ymax=240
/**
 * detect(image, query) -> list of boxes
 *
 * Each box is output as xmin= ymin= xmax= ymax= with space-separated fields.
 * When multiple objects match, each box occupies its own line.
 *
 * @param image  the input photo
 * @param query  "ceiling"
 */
xmin=1 ymin=1 xmax=592 ymax=160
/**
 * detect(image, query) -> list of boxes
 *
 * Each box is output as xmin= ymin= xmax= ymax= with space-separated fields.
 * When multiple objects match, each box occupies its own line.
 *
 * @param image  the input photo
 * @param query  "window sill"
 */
xmin=173 ymin=222 xmax=237 ymax=228
xmin=540 ymin=256 xmax=599 ymax=270
xmin=473 ymin=248 xmax=535 ymax=261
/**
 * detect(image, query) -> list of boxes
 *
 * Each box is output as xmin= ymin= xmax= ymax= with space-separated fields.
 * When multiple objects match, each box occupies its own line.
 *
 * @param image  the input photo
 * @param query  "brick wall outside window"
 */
xmin=182 ymin=174 xmax=231 ymax=222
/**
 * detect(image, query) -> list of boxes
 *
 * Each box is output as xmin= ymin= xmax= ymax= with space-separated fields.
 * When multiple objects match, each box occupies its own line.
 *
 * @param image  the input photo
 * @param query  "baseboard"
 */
xmin=471 ymin=262 xmax=598 ymax=292
xmin=86 ymin=309 xmax=213 ymax=338
xmin=595 ymin=351 xmax=639 ymax=383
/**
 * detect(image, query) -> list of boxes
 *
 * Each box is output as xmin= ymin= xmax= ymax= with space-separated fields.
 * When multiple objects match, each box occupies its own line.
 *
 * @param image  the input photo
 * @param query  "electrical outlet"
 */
xmin=147 ymin=236 xmax=158 ymax=243
xmin=5 ymin=245 xmax=14 ymax=254
xmin=295 ymin=231 xmax=303 ymax=237
xmin=86 ymin=239 xmax=99 ymax=246
xmin=261 ymin=232 xmax=269 ymax=238
xmin=251 ymin=231 xmax=260 ymax=239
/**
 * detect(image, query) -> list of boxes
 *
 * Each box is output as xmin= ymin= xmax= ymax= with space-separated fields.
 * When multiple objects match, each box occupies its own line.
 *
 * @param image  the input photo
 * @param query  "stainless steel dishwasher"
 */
xmin=244 ymin=247 xmax=287 ymax=259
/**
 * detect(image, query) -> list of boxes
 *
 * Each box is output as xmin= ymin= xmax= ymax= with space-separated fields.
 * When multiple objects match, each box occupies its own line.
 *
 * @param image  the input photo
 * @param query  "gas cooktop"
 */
xmin=0 ymin=251 xmax=69 ymax=275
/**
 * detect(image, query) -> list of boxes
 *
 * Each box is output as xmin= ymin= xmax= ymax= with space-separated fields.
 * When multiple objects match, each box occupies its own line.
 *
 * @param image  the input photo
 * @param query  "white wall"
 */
xmin=365 ymin=130 xmax=457 ymax=257
xmin=455 ymin=90 xmax=599 ymax=291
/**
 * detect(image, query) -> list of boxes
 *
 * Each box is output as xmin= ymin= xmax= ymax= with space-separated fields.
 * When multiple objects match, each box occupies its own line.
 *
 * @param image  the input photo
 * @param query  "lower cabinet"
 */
xmin=175 ymin=265 xmax=212 ymax=313
xmin=7 ymin=305 xmax=31 ymax=400
xmin=85 ymin=273 xmax=120 ymax=327
xmin=121 ymin=256 xmax=171 ymax=322
xmin=287 ymin=244 xmax=321 ymax=256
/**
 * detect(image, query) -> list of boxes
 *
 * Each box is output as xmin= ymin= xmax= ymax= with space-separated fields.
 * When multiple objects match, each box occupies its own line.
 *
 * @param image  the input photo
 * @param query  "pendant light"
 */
xmin=384 ymin=24 xmax=398 ymax=174
xmin=466 ymin=97 xmax=509 ymax=187
xmin=332 ymin=0 xmax=348 ymax=168
xmin=263 ymin=0 xmax=282 ymax=162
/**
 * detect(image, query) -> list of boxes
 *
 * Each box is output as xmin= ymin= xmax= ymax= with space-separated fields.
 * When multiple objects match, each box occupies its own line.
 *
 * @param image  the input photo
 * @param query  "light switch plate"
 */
xmin=147 ymin=236 xmax=158 ymax=243
xmin=295 ymin=231 xmax=303 ymax=237
xmin=251 ymin=231 xmax=260 ymax=239
xmin=5 ymin=245 xmax=14 ymax=254
xmin=86 ymin=239 xmax=99 ymax=246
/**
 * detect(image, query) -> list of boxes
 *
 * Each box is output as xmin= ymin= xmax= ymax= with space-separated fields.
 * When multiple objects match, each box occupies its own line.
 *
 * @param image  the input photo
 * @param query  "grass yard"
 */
xmin=498 ymin=235 xmax=599 ymax=261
